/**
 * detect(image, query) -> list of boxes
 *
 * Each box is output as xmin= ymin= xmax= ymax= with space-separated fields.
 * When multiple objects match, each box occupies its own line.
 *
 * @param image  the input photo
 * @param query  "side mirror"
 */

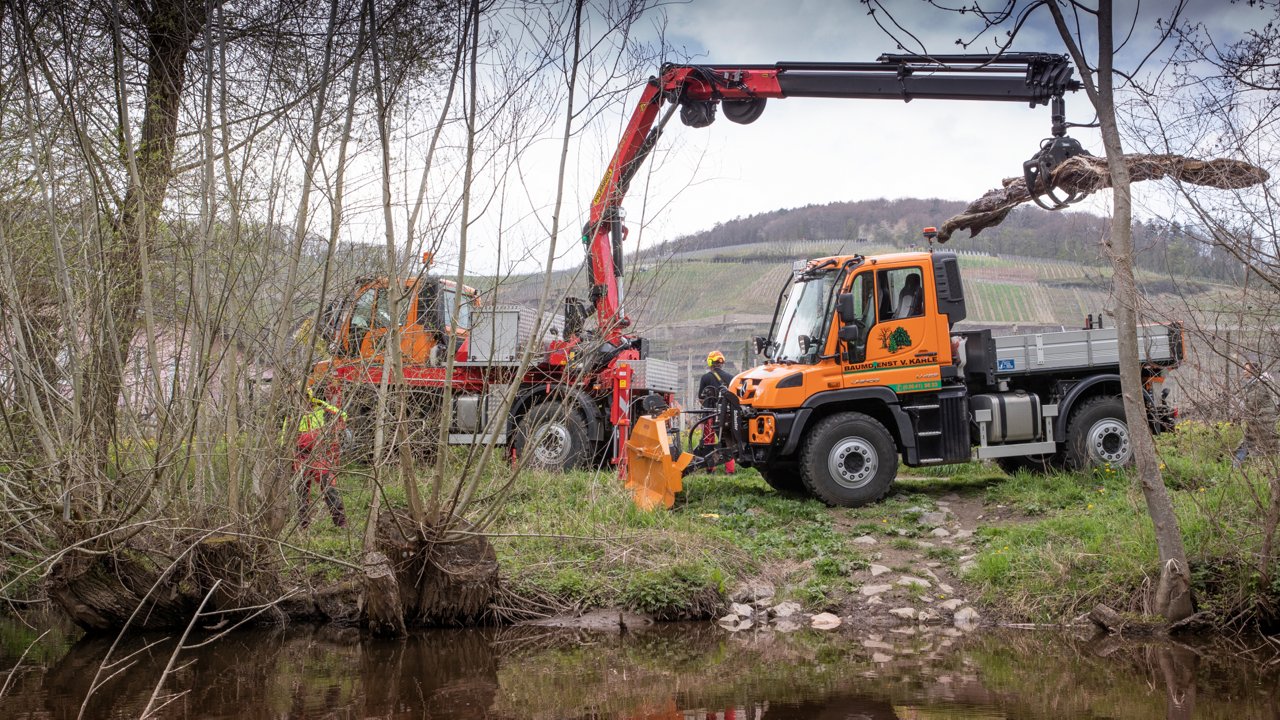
xmin=836 ymin=293 xmax=856 ymax=324
xmin=753 ymin=335 xmax=768 ymax=356
xmin=838 ymin=321 xmax=866 ymax=364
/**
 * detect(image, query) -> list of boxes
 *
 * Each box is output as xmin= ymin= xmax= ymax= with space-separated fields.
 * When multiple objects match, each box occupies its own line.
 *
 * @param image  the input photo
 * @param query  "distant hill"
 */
xmin=495 ymin=198 xmax=1235 ymax=407
xmin=641 ymin=198 xmax=1243 ymax=285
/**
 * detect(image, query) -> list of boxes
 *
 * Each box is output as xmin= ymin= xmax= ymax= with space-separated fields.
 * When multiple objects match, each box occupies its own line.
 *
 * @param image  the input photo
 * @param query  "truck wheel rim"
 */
xmin=532 ymin=424 xmax=571 ymax=465
xmin=829 ymin=437 xmax=877 ymax=489
xmin=1087 ymin=418 xmax=1130 ymax=465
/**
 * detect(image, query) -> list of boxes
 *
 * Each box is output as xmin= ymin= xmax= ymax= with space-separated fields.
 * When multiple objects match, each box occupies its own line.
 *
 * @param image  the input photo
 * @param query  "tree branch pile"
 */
xmin=936 ymin=154 xmax=1270 ymax=243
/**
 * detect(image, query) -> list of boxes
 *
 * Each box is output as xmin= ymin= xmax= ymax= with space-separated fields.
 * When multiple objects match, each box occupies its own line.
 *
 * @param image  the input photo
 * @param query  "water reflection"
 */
xmin=2 ymin=617 xmax=1277 ymax=719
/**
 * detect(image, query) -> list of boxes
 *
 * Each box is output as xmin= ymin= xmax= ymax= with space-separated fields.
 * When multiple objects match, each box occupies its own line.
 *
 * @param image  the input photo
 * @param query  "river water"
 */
xmin=2 ymin=616 xmax=1277 ymax=719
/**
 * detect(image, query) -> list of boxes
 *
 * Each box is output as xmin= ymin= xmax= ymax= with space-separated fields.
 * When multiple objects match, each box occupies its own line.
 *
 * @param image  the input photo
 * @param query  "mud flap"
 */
xmin=624 ymin=407 xmax=693 ymax=510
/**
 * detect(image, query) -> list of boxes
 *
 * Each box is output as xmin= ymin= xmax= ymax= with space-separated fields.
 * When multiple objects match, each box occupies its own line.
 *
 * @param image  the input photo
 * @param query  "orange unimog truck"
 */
xmin=628 ymin=239 xmax=1182 ymax=508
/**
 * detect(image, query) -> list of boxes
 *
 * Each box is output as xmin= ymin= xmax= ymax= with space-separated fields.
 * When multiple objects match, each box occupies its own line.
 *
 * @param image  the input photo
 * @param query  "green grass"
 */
xmin=286 ymin=420 xmax=1275 ymax=627
xmin=964 ymin=420 xmax=1278 ymax=624
xmin=487 ymin=468 xmax=875 ymax=615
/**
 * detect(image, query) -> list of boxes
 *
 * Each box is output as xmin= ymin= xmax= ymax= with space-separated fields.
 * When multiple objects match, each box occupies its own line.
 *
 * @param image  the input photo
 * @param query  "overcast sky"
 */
xmin=417 ymin=0 xmax=1268 ymax=276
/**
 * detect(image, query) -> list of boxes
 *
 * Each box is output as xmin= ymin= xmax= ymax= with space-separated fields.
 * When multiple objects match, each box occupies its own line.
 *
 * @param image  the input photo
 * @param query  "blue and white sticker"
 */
xmin=997 ymin=359 xmax=1015 ymax=371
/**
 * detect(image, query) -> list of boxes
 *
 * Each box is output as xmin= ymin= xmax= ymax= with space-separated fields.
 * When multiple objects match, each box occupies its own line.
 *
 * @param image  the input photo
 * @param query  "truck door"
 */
xmin=864 ymin=265 xmax=941 ymax=393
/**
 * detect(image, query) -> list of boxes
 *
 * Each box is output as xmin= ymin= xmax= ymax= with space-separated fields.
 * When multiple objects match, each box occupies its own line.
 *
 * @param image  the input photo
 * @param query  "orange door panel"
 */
xmin=859 ymin=264 xmax=942 ymax=394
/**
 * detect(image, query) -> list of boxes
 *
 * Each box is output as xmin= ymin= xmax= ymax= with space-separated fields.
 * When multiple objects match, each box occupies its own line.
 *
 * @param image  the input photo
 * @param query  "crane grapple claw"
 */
xmin=625 ymin=407 xmax=693 ymax=510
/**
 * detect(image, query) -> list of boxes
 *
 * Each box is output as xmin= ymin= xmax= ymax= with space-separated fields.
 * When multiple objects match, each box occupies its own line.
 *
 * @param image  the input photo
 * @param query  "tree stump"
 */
xmin=362 ymin=551 xmax=406 ymax=637
xmin=375 ymin=510 xmax=498 ymax=626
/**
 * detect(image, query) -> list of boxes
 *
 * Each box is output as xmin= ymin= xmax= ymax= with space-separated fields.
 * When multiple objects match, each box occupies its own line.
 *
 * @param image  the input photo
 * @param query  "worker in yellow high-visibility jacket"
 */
xmin=285 ymin=388 xmax=349 ymax=529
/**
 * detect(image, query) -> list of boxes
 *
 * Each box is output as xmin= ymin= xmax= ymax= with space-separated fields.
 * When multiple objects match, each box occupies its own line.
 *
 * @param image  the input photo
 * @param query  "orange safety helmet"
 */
xmin=707 ymin=350 xmax=725 ymax=368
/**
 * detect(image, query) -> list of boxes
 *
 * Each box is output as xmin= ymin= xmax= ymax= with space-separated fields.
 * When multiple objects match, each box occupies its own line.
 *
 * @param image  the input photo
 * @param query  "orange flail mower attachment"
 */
xmin=625 ymin=407 xmax=692 ymax=510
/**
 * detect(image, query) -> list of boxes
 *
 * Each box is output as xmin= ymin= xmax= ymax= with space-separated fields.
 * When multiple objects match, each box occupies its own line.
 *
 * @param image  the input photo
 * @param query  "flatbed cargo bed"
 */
xmin=992 ymin=324 xmax=1182 ymax=377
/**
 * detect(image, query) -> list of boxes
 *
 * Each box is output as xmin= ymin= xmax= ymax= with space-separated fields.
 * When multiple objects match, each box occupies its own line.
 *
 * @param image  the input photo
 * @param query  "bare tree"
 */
xmin=864 ymin=0 xmax=1195 ymax=621
xmin=1121 ymin=3 xmax=1280 ymax=616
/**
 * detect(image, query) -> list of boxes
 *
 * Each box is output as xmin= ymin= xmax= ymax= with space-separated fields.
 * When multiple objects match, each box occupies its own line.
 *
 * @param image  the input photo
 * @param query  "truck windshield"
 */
xmin=772 ymin=271 xmax=839 ymax=364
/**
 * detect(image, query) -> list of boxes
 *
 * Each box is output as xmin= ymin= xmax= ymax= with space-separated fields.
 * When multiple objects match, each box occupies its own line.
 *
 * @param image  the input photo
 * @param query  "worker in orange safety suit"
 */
xmin=285 ymin=388 xmax=349 ymax=529
xmin=696 ymin=350 xmax=736 ymax=474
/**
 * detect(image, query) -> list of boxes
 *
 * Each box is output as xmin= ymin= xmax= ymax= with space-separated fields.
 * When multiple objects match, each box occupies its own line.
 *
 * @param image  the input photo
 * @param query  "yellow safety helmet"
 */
xmin=707 ymin=350 xmax=725 ymax=368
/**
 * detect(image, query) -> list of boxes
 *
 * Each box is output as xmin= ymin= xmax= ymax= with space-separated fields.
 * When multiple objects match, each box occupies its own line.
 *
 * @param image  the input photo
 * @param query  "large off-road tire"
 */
xmin=513 ymin=400 xmax=589 ymax=471
xmin=758 ymin=462 xmax=808 ymax=497
xmin=1065 ymin=396 xmax=1133 ymax=470
xmin=800 ymin=412 xmax=898 ymax=507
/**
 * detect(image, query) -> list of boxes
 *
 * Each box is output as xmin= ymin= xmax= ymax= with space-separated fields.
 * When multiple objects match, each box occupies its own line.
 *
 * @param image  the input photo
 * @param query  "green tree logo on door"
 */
xmin=878 ymin=325 xmax=913 ymax=353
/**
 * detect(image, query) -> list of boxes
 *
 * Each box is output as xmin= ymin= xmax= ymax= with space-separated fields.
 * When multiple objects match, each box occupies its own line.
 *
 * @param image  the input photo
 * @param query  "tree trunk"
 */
xmin=1077 ymin=0 xmax=1194 ymax=622
xmin=77 ymin=0 xmax=208 ymax=511
xmin=361 ymin=551 xmax=406 ymax=636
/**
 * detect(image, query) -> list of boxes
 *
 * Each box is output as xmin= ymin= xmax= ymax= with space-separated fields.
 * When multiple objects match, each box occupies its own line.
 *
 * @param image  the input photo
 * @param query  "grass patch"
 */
xmin=964 ymin=420 xmax=1279 ymax=626
xmin=485 ymin=467 xmax=879 ymax=615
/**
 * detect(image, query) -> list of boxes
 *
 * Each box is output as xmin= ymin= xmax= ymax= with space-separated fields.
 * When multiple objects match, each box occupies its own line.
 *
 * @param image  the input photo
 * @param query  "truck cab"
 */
xmin=317 ymin=276 xmax=478 ymax=368
xmin=712 ymin=248 xmax=1180 ymax=507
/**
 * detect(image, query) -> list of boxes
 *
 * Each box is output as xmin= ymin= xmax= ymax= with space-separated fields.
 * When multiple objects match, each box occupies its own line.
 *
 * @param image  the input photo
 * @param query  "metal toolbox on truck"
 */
xmin=464 ymin=305 xmax=566 ymax=365
xmin=619 ymin=358 xmax=680 ymax=394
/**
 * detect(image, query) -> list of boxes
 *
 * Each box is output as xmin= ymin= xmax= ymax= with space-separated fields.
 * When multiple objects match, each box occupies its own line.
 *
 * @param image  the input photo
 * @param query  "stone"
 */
xmin=863 ymin=639 xmax=894 ymax=650
xmin=930 ymin=527 xmax=951 ymax=538
xmin=853 ymin=535 xmax=878 ymax=545
xmin=920 ymin=511 xmax=949 ymax=527
xmin=869 ymin=564 xmax=891 ymax=577
xmin=860 ymin=583 xmax=893 ymax=596
xmin=925 ymin=561 xmax=941 ymax=569
xmin=717 ymin=614 xmax=741 ymax=628
xmin=866 ymin=596 xmax=884 ymax=605
xmin=938 ymin=583 xmax=954 ymax=595
xmin=958 ymin=560 xmax=977 ymax=574
xmin=917 ymin=609 xmax=941 ymax=624
xmin=889 ymin=607 xmax=916 ymax=620
xmin=954 ymin=529 xmax=974 ymax=539
xmin=897 ymin=576 xmax=932 ymax=590
xmin=729 ymin=580 xmax=776 ymax=605
xmin=917 ymin=541 xmax=936 ymax=548
xmin=769 ymin=601 xmax=802 ymax=618
xmin=953 ymin=607 xmax=980 ymax=627
xmin=872 ymin=652 xmax=893 ymax=663
xmin=939 ymin=599 xmax=965 ymax=612
xmin=811 ymin=612 xmax=842 ymax=630
xmin=729 ymin=602 xmax=754 ymax=618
